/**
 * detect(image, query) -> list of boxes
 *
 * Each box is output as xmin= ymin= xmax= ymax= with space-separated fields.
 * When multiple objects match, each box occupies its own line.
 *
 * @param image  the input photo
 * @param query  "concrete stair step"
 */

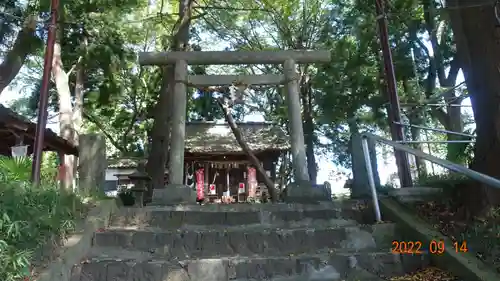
xmin=106 ymin=217 xmax=360 ymax=231
xmin=388 ymin=187 xmax=443 ymax=203
xmin=93 ymin=224 xmax=396 ymax=258
xmin=210 ymin=269 xmax=386 ymax=281
xmin=231 ymin=268 xmax=386 ymax=281
xmin=73 ymin=249 xmax=429 ymax=281
xmin=110 ymin=201 xmax=375 ymax=229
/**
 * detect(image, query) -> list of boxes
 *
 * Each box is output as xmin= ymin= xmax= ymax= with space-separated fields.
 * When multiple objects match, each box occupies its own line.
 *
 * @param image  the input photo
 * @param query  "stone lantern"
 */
xmin=127 ymin=162 xmax=151 ymax=207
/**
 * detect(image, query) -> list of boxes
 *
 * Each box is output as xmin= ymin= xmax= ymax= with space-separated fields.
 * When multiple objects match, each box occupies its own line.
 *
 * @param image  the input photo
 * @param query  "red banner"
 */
xmin=196 ymin=168 xmax=204 ymax=200
xmin=247 ymin=167 xmax=257 ymax=198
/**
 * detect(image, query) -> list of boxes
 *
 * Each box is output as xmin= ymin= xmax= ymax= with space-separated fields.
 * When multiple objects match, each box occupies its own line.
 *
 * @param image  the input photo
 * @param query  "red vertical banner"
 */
xmin=247 ymin=167 xmax=257 ymax=198
xmin=196 ymin=168 xmax=204 ymax=201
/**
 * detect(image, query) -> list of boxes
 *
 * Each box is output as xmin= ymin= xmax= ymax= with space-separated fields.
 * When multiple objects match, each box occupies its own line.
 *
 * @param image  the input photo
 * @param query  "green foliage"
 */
xmin=2 ymin=0 xmax=472 ymax=173
xmin=415 ymin=172 xmax=469 ymax=190
xmin=0 ymin=157 xmax=86 ymax=281
xmin=445 ymin=130 xmax=475 ymax=165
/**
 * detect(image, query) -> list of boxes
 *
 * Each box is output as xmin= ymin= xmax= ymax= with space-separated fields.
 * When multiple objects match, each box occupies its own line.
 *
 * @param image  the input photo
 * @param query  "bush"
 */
xmin=0 ymin=156 xmax=86 ymax=281
xmin=415 ymin=172 xmax=475 ymax=209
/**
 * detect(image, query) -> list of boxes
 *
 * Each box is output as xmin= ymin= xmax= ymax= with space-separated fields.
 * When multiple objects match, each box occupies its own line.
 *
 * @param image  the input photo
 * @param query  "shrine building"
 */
xmin=106 ymin=121 xmax=290 ymax=200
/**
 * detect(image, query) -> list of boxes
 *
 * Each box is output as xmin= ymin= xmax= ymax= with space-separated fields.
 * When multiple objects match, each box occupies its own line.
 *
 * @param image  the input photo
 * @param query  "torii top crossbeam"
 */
xmin=138 ymin=50 xmax=331 ymax=65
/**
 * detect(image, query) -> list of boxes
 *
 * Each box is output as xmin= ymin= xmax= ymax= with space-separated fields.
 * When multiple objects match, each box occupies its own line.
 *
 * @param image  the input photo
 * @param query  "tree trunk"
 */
xmin=216 ymin=98 xmax=277 ymax=202
xmin=278 ymin=152 xmax=288 ymax=191
xmin=0 ymin=16 xmax=38 ymax=94
xmin=73 ymin=65 xmax=84 ymax=139
xmin=422 ymin=0 xmax=466 ymax=161
xmin=52 ymin=40 xmax=75 ymax=190
xmin=146 ymin=0 xmax=194 ymax=202
xmin=300 ymin=76 xmax=317 ymax=183
xmin=447 ymin=0 xmax=500 ymax=213
xmin=145 ymin=68 xmax=172 ymax=200
xmin=72 ymin=64 xmax=84 ymax=188
xmin=73 ymin=39 xmax=86 ymax=139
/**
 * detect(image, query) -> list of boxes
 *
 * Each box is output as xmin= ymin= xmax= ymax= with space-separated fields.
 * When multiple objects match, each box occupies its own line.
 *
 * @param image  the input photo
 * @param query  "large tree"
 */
xmin=446 ymin=0 xmax=500 ymax=212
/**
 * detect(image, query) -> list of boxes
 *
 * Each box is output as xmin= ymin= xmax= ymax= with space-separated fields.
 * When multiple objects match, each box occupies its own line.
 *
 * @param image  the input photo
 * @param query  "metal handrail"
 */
xmin=360 ymin=132 xmax=500 ymax=222
xmin=393 ymin=121 xmax=475 ymax=138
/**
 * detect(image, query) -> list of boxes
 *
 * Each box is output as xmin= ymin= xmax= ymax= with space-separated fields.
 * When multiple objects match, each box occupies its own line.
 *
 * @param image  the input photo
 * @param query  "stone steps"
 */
xmin=232 ymin=275 xmax=385 ymax=281
xmin=73 ymin=249 xmax=428 ymax=281
xmin=109 ymin=201 xmax=374 ymax=229
xmin=106 ymin=217 xmax=360 ymax=231
xmin=71 ymin=201 xmax=430 ymax=281
xmin=93 ymin=224 xmax=395 ymax=258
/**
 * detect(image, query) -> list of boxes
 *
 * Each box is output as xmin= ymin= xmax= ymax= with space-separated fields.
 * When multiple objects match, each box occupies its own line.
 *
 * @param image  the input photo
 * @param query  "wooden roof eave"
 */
xmin=0 ymin=106 xmax=78 ymax=155
xmin=185 ymin=148 xmax=289 ymax=155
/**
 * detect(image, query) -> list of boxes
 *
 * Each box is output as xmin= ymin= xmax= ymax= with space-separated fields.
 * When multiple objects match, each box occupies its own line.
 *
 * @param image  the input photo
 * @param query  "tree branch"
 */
xmin=0 ymin=15 xmax=38 ymax=94
xmin=442 ymin=57 xmax=460 ymax=87
xmin=66 ymin=56 xmax=84 ymax=77
xmin=429 ymin=108 xmax=450 ymax=130
xmin=194 ymin=5 xmax=271 ymax=12
xmin=216 ymin=97 xmax=277 ymax=202
xmin=83 ymin=111 xmax=128 ymax=153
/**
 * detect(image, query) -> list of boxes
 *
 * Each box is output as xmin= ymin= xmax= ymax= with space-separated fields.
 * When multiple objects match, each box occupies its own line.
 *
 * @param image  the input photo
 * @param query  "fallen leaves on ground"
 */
xmin=412 ymin=200 xmax=500 ymax=273
xmin=389 ymin=267 xmax=458 ymax=281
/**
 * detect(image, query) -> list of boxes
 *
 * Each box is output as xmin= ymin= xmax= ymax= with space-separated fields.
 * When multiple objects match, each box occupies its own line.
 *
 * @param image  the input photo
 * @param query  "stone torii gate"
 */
xmin=138 ymin=50 xmax=331 ymax=204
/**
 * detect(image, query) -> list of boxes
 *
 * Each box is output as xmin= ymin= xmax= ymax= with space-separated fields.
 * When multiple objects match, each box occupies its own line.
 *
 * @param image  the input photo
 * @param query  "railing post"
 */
xmin=350 ymin=133 xmax=380 ymax=198
xmin=361 ymin=137 xmax=382 ymax=222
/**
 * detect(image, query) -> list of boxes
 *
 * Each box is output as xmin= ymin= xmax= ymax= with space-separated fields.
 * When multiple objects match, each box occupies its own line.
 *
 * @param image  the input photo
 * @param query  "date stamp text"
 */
xmin=391 ymin=240 xmax=468 ymax=255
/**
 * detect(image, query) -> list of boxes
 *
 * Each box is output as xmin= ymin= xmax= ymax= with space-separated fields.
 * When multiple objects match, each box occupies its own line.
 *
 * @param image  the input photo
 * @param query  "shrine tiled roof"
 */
xmin=185 ymin=121 xmax=290 ymax=153
xmin=107 ymin=122 xmax=290 ymax=168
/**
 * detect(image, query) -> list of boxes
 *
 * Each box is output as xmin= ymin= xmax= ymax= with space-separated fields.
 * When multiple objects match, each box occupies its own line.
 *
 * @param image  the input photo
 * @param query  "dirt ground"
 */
xmin=389 ymin=267 xmax=458 ymax=281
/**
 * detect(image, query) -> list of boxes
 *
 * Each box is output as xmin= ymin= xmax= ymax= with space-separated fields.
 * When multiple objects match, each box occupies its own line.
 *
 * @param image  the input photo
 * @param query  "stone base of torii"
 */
xmin=139 ymin=50 xmax=332 ymax=205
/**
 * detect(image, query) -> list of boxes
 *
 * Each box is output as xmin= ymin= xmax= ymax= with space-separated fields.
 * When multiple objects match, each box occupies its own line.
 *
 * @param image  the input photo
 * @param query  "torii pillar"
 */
xmin=139 ymin=50 xmax=331 ymax=204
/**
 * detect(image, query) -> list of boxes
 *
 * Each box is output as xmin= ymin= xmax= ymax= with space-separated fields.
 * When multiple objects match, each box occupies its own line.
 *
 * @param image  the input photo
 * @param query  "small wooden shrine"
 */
xmin=107 ymin=121 xmax=290 ymax=202
xmin=184 ymin=121 xmax=289 ymax=202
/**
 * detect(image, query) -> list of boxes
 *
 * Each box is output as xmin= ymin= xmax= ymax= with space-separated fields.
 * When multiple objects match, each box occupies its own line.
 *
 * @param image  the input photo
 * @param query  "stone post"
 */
xmin=169 ymin=59 xmax=188 ymax=185
xmin=152 ymin=60 xmax=195 ymax=205
xmin=350 ymin=133 xmax=381 ymax=198
xmin=282 ymin=59 xmax=328 ymax=203
xmin=283 ymin=59 xmax=309 ymax=182
xmin=78 ymin=134 xmax=106 ymax=195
